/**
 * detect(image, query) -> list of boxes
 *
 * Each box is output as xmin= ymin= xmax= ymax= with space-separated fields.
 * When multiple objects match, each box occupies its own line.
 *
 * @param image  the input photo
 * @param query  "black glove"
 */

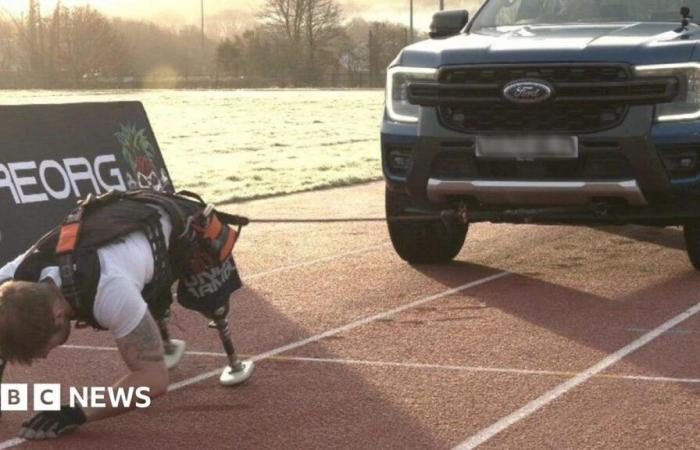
xmin=19 ymin=405 xmax=86 ymax=440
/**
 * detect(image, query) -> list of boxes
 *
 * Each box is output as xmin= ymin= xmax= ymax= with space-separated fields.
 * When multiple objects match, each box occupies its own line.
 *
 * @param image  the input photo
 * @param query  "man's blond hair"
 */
xmin=0 ymin=281 xmax=57 ymax=364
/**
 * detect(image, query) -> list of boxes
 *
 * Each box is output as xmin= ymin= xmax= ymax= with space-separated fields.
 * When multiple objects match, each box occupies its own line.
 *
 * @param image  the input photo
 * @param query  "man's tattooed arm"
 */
xmin=81 ymin=311 xmax=168 ymax=424
xmin=117 ymin=312 xmax=165 ymax=368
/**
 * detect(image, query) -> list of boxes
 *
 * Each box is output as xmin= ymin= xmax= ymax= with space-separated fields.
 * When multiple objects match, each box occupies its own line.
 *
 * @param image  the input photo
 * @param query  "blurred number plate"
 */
xmin=476 ymin=135 xmax=578 ymax=159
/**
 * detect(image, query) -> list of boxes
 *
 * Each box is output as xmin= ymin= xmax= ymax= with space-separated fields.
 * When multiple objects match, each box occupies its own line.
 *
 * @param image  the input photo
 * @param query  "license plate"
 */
xmin=476 ymin=135 xmax=579 ymax=160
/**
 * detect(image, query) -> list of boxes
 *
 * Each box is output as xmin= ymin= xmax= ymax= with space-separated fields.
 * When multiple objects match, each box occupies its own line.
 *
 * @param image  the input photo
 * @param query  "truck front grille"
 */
xmin=440 ymin=102 xmax=627 ymax=133
xmin=408 ymin=64 xmax=678 ymax=134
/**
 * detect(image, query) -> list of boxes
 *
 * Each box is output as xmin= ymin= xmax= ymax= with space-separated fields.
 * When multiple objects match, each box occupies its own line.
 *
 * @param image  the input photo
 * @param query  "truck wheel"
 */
xmin=684 ymin=220 xmax=700 ymax=270
xmin=386 ymin=188 xmax=467 ymax=264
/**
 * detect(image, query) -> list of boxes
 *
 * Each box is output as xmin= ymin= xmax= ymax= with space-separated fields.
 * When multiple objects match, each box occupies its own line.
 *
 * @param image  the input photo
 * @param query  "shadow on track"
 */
xmin=594 ymin=225 xmax=686 ymax=252
xmin=412 ymin=259 xmax=700 ymax=398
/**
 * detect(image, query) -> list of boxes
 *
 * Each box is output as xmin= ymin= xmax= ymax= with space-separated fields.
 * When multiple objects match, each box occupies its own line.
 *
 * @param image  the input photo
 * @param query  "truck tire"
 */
xmin=684 ymin=220 xmax=700 ymax=270
xmin=386 ymin=188 xmax=467 ymax=264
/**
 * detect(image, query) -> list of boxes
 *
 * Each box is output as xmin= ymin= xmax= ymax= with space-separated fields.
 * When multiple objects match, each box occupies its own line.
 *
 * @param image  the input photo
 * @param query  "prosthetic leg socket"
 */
xmin=158 ymin=312 xmax=186 ymax=370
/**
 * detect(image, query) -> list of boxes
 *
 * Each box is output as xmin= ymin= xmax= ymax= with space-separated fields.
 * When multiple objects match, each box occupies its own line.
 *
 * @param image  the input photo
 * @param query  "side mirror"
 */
xmin=429 ymin=10 xmax=469 ymax=39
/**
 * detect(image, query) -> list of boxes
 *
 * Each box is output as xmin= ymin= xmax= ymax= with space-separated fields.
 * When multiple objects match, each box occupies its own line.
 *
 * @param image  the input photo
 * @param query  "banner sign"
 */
xmin=0 ymin=102 xmax=174 ymax=265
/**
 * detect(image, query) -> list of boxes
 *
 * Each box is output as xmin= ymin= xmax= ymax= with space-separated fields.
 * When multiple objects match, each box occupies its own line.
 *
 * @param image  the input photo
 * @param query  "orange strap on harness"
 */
xmin=55 ymin=193 xmax=102 ymax=255
xmin=55 ymin=203 xmax=85 ymax=255
xmin=54 ymin=205 xmax=86 ymax=313
xmin=56 ymin=222 xmax=81 ymax=255
xmin=190 ymin=205 xmax=238 ymax=263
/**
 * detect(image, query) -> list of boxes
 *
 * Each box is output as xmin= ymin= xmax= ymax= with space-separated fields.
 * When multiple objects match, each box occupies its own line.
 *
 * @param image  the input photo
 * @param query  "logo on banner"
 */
xmin=115 ymin=123 xmax=171 ymax=192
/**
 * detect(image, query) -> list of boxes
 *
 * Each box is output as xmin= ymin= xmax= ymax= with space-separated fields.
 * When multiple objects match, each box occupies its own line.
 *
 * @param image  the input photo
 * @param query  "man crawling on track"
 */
xmin=0 ymin=189 xmax=254 ymax=440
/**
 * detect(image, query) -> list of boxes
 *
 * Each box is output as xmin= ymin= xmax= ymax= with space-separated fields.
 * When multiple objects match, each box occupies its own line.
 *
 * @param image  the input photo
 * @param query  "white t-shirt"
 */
xmin=0 ymin=207 xmax=173 ymax=339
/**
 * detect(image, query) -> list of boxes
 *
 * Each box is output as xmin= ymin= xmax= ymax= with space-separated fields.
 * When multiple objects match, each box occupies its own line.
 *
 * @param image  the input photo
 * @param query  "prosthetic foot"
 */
xmin=163 ymin=339 xmax=186 ymax=370
xmin=209 ymin=310 xmax=254 ymax=386
xmin=158 ymin=313 xmax=186 ymax=370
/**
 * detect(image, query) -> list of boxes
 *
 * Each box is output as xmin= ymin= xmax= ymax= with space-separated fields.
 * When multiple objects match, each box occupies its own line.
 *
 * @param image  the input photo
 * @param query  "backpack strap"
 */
xmin=55 ymin=206 xmax=85 ymax=313
xmin=140 ymin=213 xmax=174 ymax=321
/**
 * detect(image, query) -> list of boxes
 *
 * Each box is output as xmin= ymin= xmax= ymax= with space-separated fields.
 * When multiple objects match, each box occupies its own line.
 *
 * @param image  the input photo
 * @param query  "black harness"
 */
xmin=12 ymin=189 xmax=247 ymax=328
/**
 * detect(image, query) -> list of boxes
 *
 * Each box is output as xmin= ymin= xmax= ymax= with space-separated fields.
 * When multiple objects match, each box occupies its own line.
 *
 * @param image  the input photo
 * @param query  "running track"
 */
xmin=1 ymin=181 xmax=698 ymax=449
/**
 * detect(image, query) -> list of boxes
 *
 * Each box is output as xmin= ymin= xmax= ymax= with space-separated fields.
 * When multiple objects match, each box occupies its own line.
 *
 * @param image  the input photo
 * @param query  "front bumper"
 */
xmin=382 ymin=106 xmax=700 ymax=225
xmin=426 ymin=179 xmax=647 ymax=206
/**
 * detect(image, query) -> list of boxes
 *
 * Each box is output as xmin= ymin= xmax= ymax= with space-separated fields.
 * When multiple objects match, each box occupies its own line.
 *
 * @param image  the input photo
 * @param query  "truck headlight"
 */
xmin=386 ymin=67 xmax=437 ymax=123
xmin=635 ymin=63 xmax=700 ymax=122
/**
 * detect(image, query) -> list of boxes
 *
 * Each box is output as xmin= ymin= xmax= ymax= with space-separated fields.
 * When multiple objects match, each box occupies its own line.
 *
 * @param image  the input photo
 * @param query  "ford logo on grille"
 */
xmin=503 ymin=80 xmax=553 ymax=104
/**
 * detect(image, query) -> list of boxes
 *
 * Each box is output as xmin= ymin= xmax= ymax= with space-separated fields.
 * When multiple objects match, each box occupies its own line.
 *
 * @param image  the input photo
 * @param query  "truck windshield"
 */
xmin=471 ymin=0 xmax=700 ymax=30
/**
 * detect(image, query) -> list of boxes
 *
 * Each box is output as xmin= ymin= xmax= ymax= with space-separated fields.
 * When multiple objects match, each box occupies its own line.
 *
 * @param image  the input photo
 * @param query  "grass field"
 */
xmin=2 ymin=89 xmax=386 ymax=204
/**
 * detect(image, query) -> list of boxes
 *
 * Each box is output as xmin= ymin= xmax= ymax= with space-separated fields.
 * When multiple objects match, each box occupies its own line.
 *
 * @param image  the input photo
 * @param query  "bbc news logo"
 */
xmin=1 ymin=384 xmax=151 ymax=411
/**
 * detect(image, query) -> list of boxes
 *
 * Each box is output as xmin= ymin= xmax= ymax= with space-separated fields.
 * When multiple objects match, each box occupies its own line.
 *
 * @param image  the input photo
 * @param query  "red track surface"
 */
xmin=1 ymin=181 xmax=699 ymax=449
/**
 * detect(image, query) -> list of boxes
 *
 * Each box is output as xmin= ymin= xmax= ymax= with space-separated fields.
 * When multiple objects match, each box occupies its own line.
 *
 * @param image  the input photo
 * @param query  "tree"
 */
xmin=26 ymin=0 xmax=40 ymax=71
xmin=206 ymin=8 xmax=255 ymax=40
xmin=338 ymin=18 xmax=410 ymax=87
xmin=337 ymin=19 xmax=369 ymax=86
xmin=216 ymin=38 xmax=241 ymax=75
xmin=259 ymin=0 xmax=342 ymax=85
xmin=369 ymin=21 xmax=410 ymax=85
xmin=112 ymin=18 xmax=218 ymax=80
xmin=259 ymin=0 xmax=306 ymax=82
xmin=231 ymin=27 xmax=292 ymax=86
xmin=47 ymin=1 xmax=61 ymax=71
xmin=60 ymin=6 xmax=125 ymax=81
xmin=0 ymin=17 xmax=18 ymax=71
xmin=259 ymin=0 xmax=306 ymax=46
xmin=304 ymin=0 xmax=342 ymax=84
xmin=11 ymin=1 xmax=57 ymax=77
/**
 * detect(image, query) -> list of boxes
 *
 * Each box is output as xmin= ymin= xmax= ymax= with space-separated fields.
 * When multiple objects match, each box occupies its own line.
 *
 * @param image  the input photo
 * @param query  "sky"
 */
xmin=0 ymin=0 xmax=483 ymax=32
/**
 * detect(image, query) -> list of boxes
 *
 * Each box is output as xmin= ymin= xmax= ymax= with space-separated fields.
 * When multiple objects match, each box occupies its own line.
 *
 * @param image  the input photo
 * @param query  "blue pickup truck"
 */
xmin=382 ymin=0 xmax=700 ymax=268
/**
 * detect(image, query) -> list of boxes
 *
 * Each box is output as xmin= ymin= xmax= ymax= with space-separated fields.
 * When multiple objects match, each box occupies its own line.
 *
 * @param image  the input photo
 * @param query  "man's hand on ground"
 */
xmin=19 ymin=405 xmax=86 ymax=440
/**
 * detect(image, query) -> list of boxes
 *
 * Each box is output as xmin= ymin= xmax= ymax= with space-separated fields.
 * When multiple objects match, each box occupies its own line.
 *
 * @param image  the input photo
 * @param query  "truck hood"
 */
xmin=400 ymin=23 xmax=699 ymax=67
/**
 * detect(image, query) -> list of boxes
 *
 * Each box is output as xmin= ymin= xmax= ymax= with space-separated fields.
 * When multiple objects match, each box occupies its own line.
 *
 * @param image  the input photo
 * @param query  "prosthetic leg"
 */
xmin=207 ymin=306 xmax=254 ymax=386
xmin=157 ymin=310 xmax=186 ymax=370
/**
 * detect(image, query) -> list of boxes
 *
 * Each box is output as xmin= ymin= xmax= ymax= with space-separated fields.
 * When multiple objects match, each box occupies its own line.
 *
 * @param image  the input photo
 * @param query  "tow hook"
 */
xmin=456 ymin=204 xmax=470 ymax=224
xmin=441 ymin=203 xmax=470 ymax=228
xmin=592 ymin=202 xmax=612 ymax=216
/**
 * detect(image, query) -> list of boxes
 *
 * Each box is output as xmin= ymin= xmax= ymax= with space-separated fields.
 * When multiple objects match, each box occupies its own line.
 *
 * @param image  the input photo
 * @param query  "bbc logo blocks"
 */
xmin=1 ymin=384 xmax=61 ymax=412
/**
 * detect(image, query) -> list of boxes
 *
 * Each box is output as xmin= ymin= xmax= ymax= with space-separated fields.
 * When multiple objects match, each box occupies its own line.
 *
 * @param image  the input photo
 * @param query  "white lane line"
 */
xmin=60 ymin=345 xmax=700 ymax=385
xmin=624 ymin=327 xmax=694 ymax=335
xmin=454 ymin=301 xmax=700 ymax=450
xmin=249 ymin=272 xmax=510 ymax=361
xmin=166 ymin=271 xmax=511 ymax=392
xmin=168 ymin=369 xmax=221 ymax=392
xmin=243 ymin=243 xmax=388 ymax=281
xmin=618 ymin=374 xmax=700 ymax=384
xmin=0 ymin=440 xmax=24 ymax=450
xmin=260 ymin=356 xmax=700 ymax=385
